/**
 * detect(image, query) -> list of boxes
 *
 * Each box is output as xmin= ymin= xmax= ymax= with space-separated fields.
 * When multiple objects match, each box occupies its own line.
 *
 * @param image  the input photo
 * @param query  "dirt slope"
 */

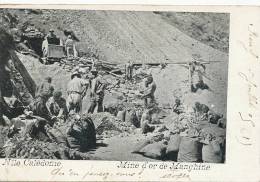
xmin=154 ymin=11 xmax=229 ymax=53
xmin=8 ymin=9 xmax=228 ymax=64
xmin=14 ymin=9 xmax=228 ymax=116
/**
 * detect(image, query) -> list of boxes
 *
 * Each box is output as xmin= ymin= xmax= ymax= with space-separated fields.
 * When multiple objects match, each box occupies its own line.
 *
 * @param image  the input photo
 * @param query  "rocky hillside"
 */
xmin=0 ymin=8 xmax=229 ymax=115
xmin=154 ymin=11 xmax=229 ymax=53
xmin=3 ymin=9 xmax=228 ymax=64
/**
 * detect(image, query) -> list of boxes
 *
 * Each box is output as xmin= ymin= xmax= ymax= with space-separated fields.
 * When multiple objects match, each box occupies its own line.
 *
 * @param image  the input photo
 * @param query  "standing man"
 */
xmin=65 ymin=35 xmax=77 ymax=57
xmin=88 ymin=68 xmax=106 ymax=113
xmin=125 ymin=60 xmax=134 ymax=81
xmin=142 ymin=75 xmax=157 ymax=107
xmin=42 ymin=29 xmax=61 ymax=58
xmin=189 ymin=60 xmax=207 ymax=92
xmin=46 ymin=29 xmax=60 ymax=45
xmin=66 ymin=71 xmax=89 ymax=114
xmin=36 ymin=76 xmax=54 ymax=99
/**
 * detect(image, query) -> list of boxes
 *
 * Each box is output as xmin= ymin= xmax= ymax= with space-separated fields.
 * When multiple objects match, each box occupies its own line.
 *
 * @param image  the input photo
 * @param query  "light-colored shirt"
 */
xmin=67 ymin=77 xmax=88 ymax=94
xmin=46 ymin=96 xmax=67 ymax=117
xmin=65 ymin=38 xmax=74 ymax=48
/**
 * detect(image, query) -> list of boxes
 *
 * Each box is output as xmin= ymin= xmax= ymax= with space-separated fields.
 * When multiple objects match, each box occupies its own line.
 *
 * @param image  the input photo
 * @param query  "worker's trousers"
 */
xmin=144 ymin=95 xmax=155 ymax=108
xmin=66 ymin=93 xmax=82 ymax=114
xmin=88 ymin=97 xmax=103 ymax=114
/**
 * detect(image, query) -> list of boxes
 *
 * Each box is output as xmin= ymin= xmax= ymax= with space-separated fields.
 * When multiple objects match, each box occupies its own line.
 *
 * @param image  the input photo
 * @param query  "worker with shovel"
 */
xmin=66 ymin=71 xmax=89 ymax=115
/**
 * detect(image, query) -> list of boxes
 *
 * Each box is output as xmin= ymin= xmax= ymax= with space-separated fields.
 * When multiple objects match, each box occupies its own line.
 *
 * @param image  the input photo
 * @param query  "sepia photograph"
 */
xmin=0 ymin=8 xmax=229 ymax=163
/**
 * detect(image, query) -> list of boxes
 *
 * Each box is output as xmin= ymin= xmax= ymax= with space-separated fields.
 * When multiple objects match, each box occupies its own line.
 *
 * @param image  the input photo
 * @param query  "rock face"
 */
xmin=0 ymin=28 xmax=35 ymax=114
xmin=9 ymin=50 xmax=36 ymax=103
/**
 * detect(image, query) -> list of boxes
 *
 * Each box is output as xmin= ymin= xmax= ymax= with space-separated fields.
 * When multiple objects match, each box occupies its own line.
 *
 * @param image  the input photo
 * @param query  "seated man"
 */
xmin=172 ymin=98 xmax=185 ymax=115
xmin=46 ymin=91 xmax=68 ymax=120
xmin=3 ymin=95 xmax=25 ymax=119
xmin=29 ymin=92 xmax=55 ymax=126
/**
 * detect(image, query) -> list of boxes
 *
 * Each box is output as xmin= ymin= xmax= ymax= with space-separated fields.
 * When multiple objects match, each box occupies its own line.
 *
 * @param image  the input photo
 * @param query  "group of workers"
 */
xmin=35 ymin=66 xmax=157 ymax=118
xmin=32 ymin=67 xmax=107 ymax=126
xmin=2 ymin=29 xmax=209 ymax=135
xmin=42 ymin=29 xmax=77 ymax=58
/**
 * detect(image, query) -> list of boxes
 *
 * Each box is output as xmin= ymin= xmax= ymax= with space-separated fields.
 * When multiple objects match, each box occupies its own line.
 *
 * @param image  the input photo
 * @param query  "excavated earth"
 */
xmin=0 ymin=9 xmax=228 ymax=161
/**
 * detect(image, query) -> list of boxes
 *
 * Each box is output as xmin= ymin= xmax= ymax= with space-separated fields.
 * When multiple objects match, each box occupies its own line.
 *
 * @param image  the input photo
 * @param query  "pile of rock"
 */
xmin=0 ymin=114 xmax=97 ymax=160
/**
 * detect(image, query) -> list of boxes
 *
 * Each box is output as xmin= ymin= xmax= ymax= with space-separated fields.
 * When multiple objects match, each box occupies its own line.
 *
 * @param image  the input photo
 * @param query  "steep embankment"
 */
xmin=154 ymin=11 xmax=229 ymax=53
xmin=10 ymin=9 xmax=228 ymax=64
xmin=0 ymin=9 xmax=228 ymax=116
xmin=14 ymin=9 xmax=228 ymax=115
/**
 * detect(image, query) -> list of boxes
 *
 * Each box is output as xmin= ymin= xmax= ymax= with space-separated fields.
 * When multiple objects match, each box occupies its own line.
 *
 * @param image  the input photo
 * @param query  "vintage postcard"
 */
xmin=0 ymin=4 xmax=259 ymax=181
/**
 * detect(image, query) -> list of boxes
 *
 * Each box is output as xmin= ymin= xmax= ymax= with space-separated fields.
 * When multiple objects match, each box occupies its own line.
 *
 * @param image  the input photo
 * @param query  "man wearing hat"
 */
xmin=66 ymin=71 xmax=89 ymax=114
xmin=88 ymin=68 xmax=106 ymax=113
xmin=65 ymin=35 xmax=77 ymax=57
xmin=46 ymin=29 xmax=60 ymax=45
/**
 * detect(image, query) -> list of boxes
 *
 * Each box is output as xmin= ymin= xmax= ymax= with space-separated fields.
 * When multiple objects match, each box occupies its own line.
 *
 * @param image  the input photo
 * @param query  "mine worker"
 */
xmin=65 ymin=35 xmax=76 ymax=57
xmin=193 ymin=102 xmax=209 ymax=121
xmin=189 ymin=60 xmax=208 ymax=92
xmin=125 ymin=60 xmax=134 ymax=80
xmin=29 ymin=92 xmax=54 ymax=125
xmin=142 ymin=75 xmax=156 ymax=107
xmin=35 ymin=76 xmax=54 ymax=99
xmin=2 ymin=95 xmax=26 ymax=119
xmin=88 ymin=68 xmax=106 ymax=113
xmin=78 ymin=63 xmax=89 ymax=77
xmin=66 ymin=71 xmax=89 ymax=114
xmin=46 ymin=29 xmax=60 ymax=45
xmin=172 ymin=98 xmax=185 ymax=115
xmin=46 ymin=91 xmax=68 ymax=120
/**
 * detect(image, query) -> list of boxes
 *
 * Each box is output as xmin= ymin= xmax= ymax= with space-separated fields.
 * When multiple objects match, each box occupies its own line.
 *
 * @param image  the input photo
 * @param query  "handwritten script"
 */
xmin=237 ymin=23 xmax=258 ymax=146
xmin=42 ymin=161 xmax=211 ymax=181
